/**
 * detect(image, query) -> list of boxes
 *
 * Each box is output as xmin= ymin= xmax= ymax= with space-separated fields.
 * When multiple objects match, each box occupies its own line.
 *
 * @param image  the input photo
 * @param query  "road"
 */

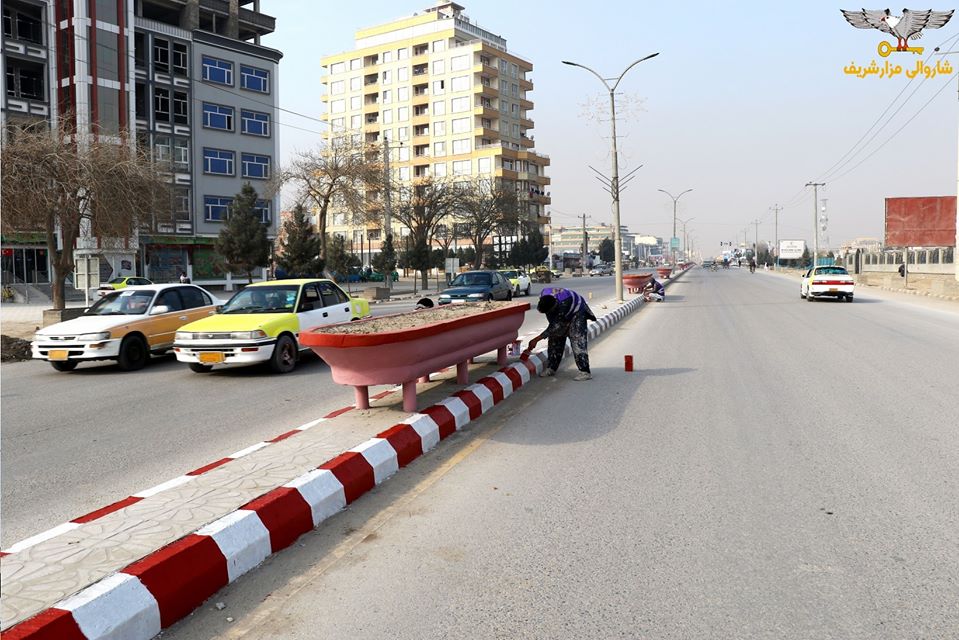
xmin=156 ymin=267 xmax=959 ymax=640
xmin=0 ymin=274 xmax=619 ymax=547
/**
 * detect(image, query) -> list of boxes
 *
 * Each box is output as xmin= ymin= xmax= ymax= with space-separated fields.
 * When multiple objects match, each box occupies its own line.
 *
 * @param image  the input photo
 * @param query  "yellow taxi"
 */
xmin=32 ymin=284 xmax=220 ymax=371
xmin=173 ymin=279 xmax=371 ymax=373
xmin=95 ymin=275 xmax=153 ymax=297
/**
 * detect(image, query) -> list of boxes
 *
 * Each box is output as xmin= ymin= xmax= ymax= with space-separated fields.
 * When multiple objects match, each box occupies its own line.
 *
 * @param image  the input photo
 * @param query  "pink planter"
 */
xmin=623 ymin=273 xmax=653 ymax=293
xmin=656 ymin=267 xmax=673 ymax=279
xmin=301 ymin=301 xmax=530 ymax=412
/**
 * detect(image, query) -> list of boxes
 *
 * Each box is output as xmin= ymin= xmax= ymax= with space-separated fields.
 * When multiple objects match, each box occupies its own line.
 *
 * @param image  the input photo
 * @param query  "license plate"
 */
xmin=451 ymin=299 xmax=466 ymax=304
xmin=198 ymin=352 xmax=225 ymax=364
xmin=829 ymin=288 xmax=838 ymax=292
xmin=48 ymin=350 xmax=69 ymax=361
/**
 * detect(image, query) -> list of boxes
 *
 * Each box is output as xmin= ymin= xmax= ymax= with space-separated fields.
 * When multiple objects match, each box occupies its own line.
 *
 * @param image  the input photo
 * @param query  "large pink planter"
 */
xmin=656 ymin=266 xmax=673 ymax=279
xmin=623 ymin=273 xmax=653 ymax=293
xmin=301 ymin=301 xmax=530 ymax=412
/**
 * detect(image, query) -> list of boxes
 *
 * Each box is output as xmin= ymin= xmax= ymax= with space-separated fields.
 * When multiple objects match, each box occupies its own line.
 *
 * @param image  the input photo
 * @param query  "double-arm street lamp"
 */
xmin=657 ymin=188 xmax=693 ymax=266
xmin=678 ymin=216 xmax=695 ymax=261
xmin=562 ymin=53 xmax=659 ymax=303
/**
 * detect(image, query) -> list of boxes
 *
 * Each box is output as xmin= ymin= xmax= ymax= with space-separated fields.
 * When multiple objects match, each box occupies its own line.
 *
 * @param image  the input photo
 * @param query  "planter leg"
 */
xmin=496 ymin=345 xmax=508 ymax=366
xmin=403 ymin=381 xmax=418 ymax=413
xmin=418 ymin=374 xmax=430 ymax=383
xmin=457 ymin=360 xmax=469 ymax=385
xmin=354 ymin=385 xmax=370 ymax=410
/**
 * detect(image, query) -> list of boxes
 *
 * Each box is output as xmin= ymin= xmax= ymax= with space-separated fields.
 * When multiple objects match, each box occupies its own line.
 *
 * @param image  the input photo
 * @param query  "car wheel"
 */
xmin=800 ymin=287 xmax=806 ymax=299
xmin=525 ymin=284 xmax=531 ymax=296
xmin=50 ymin=361 xmax=78 ymax=372
xmin=514 ymin=284 xmax=521 ymax=295
xmin=506 ymin=290 xmax=513 ymax=301
xmin=846 ymin=295 xmax=854 ymax=303
xmin=118 ymin=335 xmax=149 ymax=371
xmin=269 ymin=334 xmax=298 ymax=373
xmin=189 ymin=363 xmax=213 ymax=373
xmin=806 ymin=291 xmax=814 ymax=302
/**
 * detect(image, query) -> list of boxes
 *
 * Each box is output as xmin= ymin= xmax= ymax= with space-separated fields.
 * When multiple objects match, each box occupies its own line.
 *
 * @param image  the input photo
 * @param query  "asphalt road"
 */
xmin=0 ymin=274 xmax=621 ymax=547
xmin=159 ymin=267 xmax=959 ymax=640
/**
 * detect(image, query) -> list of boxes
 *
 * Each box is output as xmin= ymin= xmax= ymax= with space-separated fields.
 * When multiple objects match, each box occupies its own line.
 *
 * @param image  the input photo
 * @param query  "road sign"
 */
xmin=670 ymin=237 xmax=680 ymax=249
xmin=74 ymin=254 xmax=100 ymax=290
xmin=779 ymin=240 xmax=806 ymax=260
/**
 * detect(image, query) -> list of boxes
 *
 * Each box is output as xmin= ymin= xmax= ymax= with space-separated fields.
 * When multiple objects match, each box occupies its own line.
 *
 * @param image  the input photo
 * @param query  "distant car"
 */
xmin=32 ymin=284 xmax=220 ymax=372
xmin=173 ymin=278 xmax=371 ymax=373
xmin=589 ymin=265 xmax=612 ymax=276
xmin=500 ymin=269 xmax=532 ymax=296
xmin=367 ymin=270 xmax=399 ymax=282
xmin=96 ymin=276 xmax=152 ymax=297
xmin=801 ymin=266 xmax=855 ymax=302
xmin=437 ymin=270 xmax=514 ymax=305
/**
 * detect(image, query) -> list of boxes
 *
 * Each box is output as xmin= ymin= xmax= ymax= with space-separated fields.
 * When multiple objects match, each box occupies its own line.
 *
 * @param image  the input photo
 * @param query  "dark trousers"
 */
xmin=546 ymin=313 xmax=590 ymax=373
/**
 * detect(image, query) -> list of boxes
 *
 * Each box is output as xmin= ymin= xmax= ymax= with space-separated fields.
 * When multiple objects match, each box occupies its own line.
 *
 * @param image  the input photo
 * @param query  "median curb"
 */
xmin=1 ymin=271 xmax=688 ymax=639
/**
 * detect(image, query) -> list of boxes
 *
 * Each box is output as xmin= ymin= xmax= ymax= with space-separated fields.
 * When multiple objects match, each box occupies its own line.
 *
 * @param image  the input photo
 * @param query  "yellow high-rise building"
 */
xmin=320 ymin=1 xmax=550 ymax=261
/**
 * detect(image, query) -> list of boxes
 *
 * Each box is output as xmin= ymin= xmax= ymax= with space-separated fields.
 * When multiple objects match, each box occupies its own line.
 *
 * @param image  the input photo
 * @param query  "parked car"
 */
xmin=800 ymin=266 xmax=855 ymax=302
xmin=173 ymin=278 xmax=371 ymax=373
xmin=500 ymin=269 xmax=532 ymax=296
xmin=437 ymin=270 xmax=514 ymax=305
xmin=367 ymin=269 xmax=399 ymax=282
xmin=589 ymin=264 xmax=613 ymax=276
xmin=32 ymin=284 xmax=220 ymax=372
xmin=95 ymin=276 xmax=152 ymax=298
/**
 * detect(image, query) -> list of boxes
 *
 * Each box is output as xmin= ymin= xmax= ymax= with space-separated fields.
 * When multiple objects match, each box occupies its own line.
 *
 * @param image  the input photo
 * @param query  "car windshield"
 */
xmin=816 ymin=267 xmax=848 ymax=275
xmin=108 ymin=277 xmax=126 ymax=284
xmin=451 ymin=273 xmax=491 ymax=287
xmin=85 ymin=289 xmax=155 ymax=315
xmin=220 ymin=285 xmax=299 ymax=313
xmin=500 ymin=271 xmax=517 ymax=278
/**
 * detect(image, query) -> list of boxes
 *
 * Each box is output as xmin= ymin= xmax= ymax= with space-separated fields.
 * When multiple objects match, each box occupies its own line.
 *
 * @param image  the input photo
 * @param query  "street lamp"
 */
xmin=657 ymin=188 xmax=693 ymax=266
xmin=678 ymin=216 xmax=695 ymax=261
xmin=562 ymin=53 xmax=660 ymax=303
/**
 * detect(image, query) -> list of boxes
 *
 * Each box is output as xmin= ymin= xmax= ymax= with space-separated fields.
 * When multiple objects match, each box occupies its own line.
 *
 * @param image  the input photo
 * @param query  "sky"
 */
xmin=258 ymin=0 xmax=958 ymax=257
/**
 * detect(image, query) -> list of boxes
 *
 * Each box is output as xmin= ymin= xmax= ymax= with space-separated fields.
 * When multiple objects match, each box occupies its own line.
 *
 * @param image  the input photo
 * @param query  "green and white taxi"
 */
xmin=173 ymin=279 xmax=370 ymax=373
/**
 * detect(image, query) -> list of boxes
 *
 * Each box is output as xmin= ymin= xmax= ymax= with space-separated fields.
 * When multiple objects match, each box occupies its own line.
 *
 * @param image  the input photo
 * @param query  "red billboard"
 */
xmin=885 ymin=196 xmax=956 ymax=247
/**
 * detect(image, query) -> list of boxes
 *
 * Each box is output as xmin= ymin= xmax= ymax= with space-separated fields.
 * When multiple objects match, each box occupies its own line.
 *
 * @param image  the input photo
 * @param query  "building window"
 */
xmin=433 ymin=162 xmax=447 ymax=177
xmin=451 ymin=117 xmax=470 ymax=134
xmin=204 ymin=196 xmax=232 ymax=221
xmin=202 ymin=102 xmax=234 ymax=130
xmin=433 ymin=141 xmax=446 ymax=156
xmin=173 ymin=42 xmax=188 ymax=75
xmin=154 ymin=87 xmax=170 ymax=122
xmin=330 ymin=61 xmax=345 ymax=74
xmin=202 ymin=55 xmax=233 ymax=85
xmin=452 ymin=138 xmax=470 ymax=154
xmin=173 ymin=138 xmax=190 ymax=169
xmin=452 ymin=160 xmax=470 ymax=175
xmin=397 ymin=48 xmax=408 ymax=60
xmin=349 ymin=76 xmax=361 ymax=91
xmin=173 ymin=91 xmax=189 ymax=124
xmin=478 ymin=157 xmax=491 ymax=174
xmin=254 ymin=199 xmax=271 ymax=223
xmin=240 ymin=109 xmax=270 ymax=136
xmin=397 ymin=67 xmax=408 ymax=82
xmin=240 ymin=65 xmax=270 ymax=93
xmin=397 ymin=106 xmax=409 ymax=121
xmin=174 ymin=187 xmax=191 ymax=220
xmin=153 ymin=38 xmax=169 ymax=72
xmin=330 ymin=99 xmax=345 ymax=114
xmin=154 ymin=135 xmax=171 ymax=163
xmin=397 ymin=86 xmax=409 ymax=101
xmin=3 ymin=4 xmax=43 ymax=44
xmin=241 ymin=153 xmax=271 ymax=179
xmin=381 ymin=50 xmax=393 ymax=63
xmin=450 ymin=96 xmax=469 ymax=113
xmin=433 ymin=120 xmax=446 ymax=136
xmin=330 ymin=80 xmax=344 ymax=95
xmin=451 ymin=75 xmax=469 ymax=92
xmin=203 ymin=148 xmax=235 ymax=175
xmin=433 ymin=59 xmax=446 ymax=74
xmin=350 ymin=58 xmax=361 ymax=70
xmin=450 ymin=54 xmax=469 ymax=71
xmin=433 ymin=79 xmax=445 ymax=95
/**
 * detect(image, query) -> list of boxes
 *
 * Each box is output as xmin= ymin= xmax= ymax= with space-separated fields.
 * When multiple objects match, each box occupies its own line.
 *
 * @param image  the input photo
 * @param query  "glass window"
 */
xmin=157 ymin=289 xmax=184 ymax=311
xmin=398 ymin=67 xmax=408 ymax=81
xmin=350 ymin=96 xmax=361 ymax=110
xmin=172 ymin=90 xmax=188 ymax=124
xmin=397 ymin=86 xmax=409 ymax=101
xmin=433 ymin=59 xmax=446 ymax=74
xmin=397 ymin=126 xmax=408 ymax=141
xmin=318 ymin=281 xmax=349 ymax=306
xmin=381 ymin=69 xmax=391 ymax=84
xmin=382 ymin=50 xmax=393 ymax=63
xmin=203 ymin=148 xmax=235 ymax=175
xmin=240 ymin=109 xmax=269 ymax=136
xmin=330 ymin=80 xmax=344 ymax=95
xmin=240 ymin=65 xmax=269 ymax=92
xmin=432 ymin=39 xmax=446 ymax=52
xmin=153 ymin=37 xmax=169 ymax=72
xmin=173 ymin=43 xmax=188 ymax=75
xmin=254 ymin=199 xmax=271 ymax=223
xmin=351 ymin=114 xmax=361 ymax=128
xmin=350 ymin=76 xmax=361 ymax=91
xmin=397 ymin=48 xmax=408 ymax=60
xmin=451 ymin=75 xmax=469 ymax=92
xmin=433 ymin=120 xmax=446 ymax=136
xmin=382 ymin=109 xmax=393 ymax=124
xmin=397 ymin=106 xmax=409 ymax=121
xmin=451 ymin=117 xmax=470 ymax=133
xmin=299 ymin=284 xmax=321 ymax=310
xmin=398 ymin=166 xmax=410 ymax=181
xmin=202 ymin=102 xmax=234 ymax=130
xmin=452 ymin=138 xmax=470 ymax=154
xmin=178 ymin=286 xmax=211 ymax=309
xmin=330 ymin=99 xmax=345 ymax=114
xmin=173 ymin=138 xmax=189 ymax=169
xmin=433 ymin=79 xmax=445 ymax=95
xmin=204 ymin=196 xmax=232 ymax=221
xmin=202 ymin=55 xmax=233 ymax=85
xmin=153 ymin=134 xmax=171 ymax=162
xmin=478 ymin=157 xmax=491 ymax=174
xmin=450 ymin=54 xmax=469 ymax=71
xmin=450 ymin=96 xmax=469 ymax=112
xmin=433 ymin=141 xmax=446 ymax=156
xmin=452 ymin=160 xmax=470 ymax=175
xmin=241 ymin=153 xmax=271 ymax=179
xmin=433 ymin=162 xmax=447 ymax=177
xmin=382 ymin=89 xmax=391 ymax=104
xmin=433 ymin=100 xmax=446 ymax=116
xmin=330 ymin=61 xmax=345 ymax=74
xmin=350 ymin=58 xmax=361 ymax=70
xmin=397 ymin=147 xmax=410 ymax=161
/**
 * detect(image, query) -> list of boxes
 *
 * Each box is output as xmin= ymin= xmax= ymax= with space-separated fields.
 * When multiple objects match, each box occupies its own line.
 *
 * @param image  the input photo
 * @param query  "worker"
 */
xmin=644 ymin=278 xmax=666 ymax=302
xmin=526 ymin=287 xmax=596 ymax=381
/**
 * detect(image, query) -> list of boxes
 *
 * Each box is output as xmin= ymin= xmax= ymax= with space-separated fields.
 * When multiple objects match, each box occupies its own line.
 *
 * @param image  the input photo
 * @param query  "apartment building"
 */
xmin=320 ymin=1 xmax=550 ymax=261
xmin=1 ymin=0 xmax=281 ymax=288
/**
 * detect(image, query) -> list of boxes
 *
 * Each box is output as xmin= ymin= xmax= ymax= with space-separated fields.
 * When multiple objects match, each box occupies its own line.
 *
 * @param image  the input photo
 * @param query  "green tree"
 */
xmin=216 ymin=183 xmax=271 ymax=284
xmin=326 ymin=234 xmax=360 ymax=280
xmin=509 ymin=237 xmax=529 ymax=268
xmin=598 ymin=238 xmax=615 ymax=263
xmin=372 ymin=233 xmax=397 ymax=276
xmin=527 ymin=227 xmax=549 ymax=267
xmin=276 ymin=204 xmax=322 ymax=277
xmin=483 ymin=245 xmax=500 ymax=269
xmin=456 ymin=246 xmax=476 ymax=266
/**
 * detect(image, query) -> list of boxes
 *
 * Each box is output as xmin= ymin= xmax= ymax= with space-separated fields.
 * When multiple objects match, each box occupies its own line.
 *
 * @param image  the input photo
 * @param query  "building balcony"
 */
xmin=519 ymin=135 xmax=534 ymax=148
xmin=496 ymin=167 xmax=519 ymax=180
xmin=474 ymin=127 xmax=499 ymax=139
xmin=478 ymin=84 xmax=498 ymax=100
xmin=519 ymin=116 xmax=533 ymax=129
xmin=412 ymin=92 xmax=429 ymax=106
xmin=412 ymin=113 xmax=430 ymax=126
xmin=364 ymin=120 xmax=381 ymax=131
xmin=519 ymin=77 xmax=533 ymax=90
xmin=474 ymin=105 xmax=498 ymax=119
xmin=518 ymin=97 xmax=534 ymax=110
xmin=363 ymin=102 xmax=380 ymax=114
xmin=412 ymin=134 xmax=430 ymax=145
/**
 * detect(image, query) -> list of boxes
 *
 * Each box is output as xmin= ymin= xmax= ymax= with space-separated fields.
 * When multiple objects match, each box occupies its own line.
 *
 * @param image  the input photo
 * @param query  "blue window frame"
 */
xmin=202 ymin=102 xmax=234 ymax=131
xmin=203 ymin=148 xmax=235 ymax=175
xmin=241 ymin=153 xmax=270 ymax=179
xmin=204 ymin=196 xmax=233 ymax=221
xmin=240 ymin=109 xmax=270 ymax=137
xmin=240 ymin=65 xmax=269 ymax=93
xmin=254 ymin=199 xmax=272 ymax=224
xmin=202 ymin=56 xmax=233 ymax=85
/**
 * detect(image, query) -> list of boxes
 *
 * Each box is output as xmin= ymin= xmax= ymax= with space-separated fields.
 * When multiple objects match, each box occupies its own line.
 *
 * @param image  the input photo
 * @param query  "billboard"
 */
xmin=885 ymin=196 xmax=956 ymax=247
xmin=779 ymin=240 xmax=806 ymax=260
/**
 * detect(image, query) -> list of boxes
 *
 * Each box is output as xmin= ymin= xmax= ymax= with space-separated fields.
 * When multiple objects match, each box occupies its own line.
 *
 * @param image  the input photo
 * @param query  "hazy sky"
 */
xmin=260 ymin=0 xmax=958 ymax=255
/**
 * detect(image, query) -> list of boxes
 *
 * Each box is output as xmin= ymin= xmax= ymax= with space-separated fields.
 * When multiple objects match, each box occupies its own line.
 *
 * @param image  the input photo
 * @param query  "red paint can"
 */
xmin=624 ymin=355 xmax=634 ymax=372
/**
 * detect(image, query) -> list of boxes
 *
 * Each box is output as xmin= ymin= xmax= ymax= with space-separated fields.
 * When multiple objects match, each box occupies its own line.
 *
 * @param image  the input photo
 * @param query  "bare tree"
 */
xmin=1 ymin=123 xmax=170 ymax=309
xmin=271 ymin=137 xmax=380 ymax=261
xmin=391 ymin=177 xmax=463 ymax=289
xmin=456 ymin=177 xmax=520 ymax=269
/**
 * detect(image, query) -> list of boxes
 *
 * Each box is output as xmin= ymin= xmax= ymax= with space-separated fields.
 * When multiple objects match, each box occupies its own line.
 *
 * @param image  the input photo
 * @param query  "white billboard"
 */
xmin=778 ymin=240 xmax=806 ymax=260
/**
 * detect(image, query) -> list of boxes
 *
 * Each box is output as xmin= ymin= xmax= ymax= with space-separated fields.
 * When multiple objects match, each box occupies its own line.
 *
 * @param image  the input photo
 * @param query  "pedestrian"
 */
xmin=526 ymin=287 xmax=596 ymax=381
xmin=898 ymin=263 xmax=905 ymax=278
xmin=179 ymin=271 xmax=190 ymax=284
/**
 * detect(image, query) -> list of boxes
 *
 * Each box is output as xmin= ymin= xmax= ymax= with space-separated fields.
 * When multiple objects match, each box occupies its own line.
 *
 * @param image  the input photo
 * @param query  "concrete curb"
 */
xmin=2 ymin=272 xmax=687 ymax=639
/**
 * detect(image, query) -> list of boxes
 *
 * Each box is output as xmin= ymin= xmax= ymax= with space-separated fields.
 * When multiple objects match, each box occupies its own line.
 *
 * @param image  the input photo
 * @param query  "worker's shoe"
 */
xmin=573 ymin=371 xmax=593 ymax=381
xmin=538 ymin=368 xmax=555 ymax=378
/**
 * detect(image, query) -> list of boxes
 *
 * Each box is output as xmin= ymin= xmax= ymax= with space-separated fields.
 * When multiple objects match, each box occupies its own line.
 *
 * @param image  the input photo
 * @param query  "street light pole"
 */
xmin=806 ymin=182 xmax=825 ymax=268
xmin=657 ymin=188 xmax=693 ymax=266
xmin=563 ymin=53 xmax=660 ymax=303
xmin=678 ymin=216 xmax=694 ymax=261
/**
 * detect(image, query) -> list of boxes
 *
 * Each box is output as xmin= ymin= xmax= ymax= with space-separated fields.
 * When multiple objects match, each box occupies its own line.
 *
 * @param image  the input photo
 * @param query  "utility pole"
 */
xmin=753 ymin=219 xmax=759 ymax=259
xmin=770 ymin=204 xmax=781 ymax=268
xmin=581 ymin=213 xmax=588 ymax=271
xmin=382 ymin=135 xmax=394 ymax=292
xmin=805 ymin=182 xmax=825 ymax=268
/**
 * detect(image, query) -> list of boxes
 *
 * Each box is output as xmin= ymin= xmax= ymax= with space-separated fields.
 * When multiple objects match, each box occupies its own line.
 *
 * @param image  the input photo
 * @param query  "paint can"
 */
xmin=624 ymin=355 xmax=634 ymax=372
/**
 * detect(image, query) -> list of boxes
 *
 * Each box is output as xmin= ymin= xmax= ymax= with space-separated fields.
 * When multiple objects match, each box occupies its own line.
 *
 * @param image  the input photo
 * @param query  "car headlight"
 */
xmin=77 ymin=332 xmax=111 ymax=341
xmin=230 ymin=330 xmax=268 ymax=340
xmin=175 ymin=331 xmax=194 ymax=341
xmin=33 ymin=333 xmax=47 ymax=342
xmin=467 ymin=293 xmax=484 ymax=298
xmin=438 ymin=294 xmax=450 ymax=299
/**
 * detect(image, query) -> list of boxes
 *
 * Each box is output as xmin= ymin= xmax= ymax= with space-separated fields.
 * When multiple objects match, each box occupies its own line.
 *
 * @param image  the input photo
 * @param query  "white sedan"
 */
xmin=801 ymin=266 xmax=855 ymax=302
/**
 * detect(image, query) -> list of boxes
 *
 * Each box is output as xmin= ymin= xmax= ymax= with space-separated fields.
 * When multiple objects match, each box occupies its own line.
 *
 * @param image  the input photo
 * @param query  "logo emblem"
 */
xmin=841 ymin=9 xmax=954 ymax=56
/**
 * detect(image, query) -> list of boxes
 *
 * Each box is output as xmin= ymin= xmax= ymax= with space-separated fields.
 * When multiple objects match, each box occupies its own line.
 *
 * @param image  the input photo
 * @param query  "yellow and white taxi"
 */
xmin=173 ymin=279 xmax=370 ymax=373
xmin=801 ymin=265 xmax=855 ymax=302
xmin=32 ymin=284 xmax=220 ymax=372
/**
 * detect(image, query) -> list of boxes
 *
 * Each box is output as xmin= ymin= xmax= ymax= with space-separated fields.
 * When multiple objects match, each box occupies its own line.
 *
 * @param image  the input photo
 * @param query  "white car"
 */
xmin=499 ymin=269 xmax=532 ymax=296
xmin=801 ymin=266 xmax=855 ymax=302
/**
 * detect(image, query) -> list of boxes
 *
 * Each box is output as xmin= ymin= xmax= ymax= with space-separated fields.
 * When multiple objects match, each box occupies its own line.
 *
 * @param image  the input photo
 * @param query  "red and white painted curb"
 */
xmin=2 ymin=280 xmax=674 ymax=639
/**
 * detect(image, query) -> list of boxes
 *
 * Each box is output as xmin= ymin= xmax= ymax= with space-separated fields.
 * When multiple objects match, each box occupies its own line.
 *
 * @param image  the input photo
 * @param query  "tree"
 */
xmin=216 ymin=183 xmax=271 ymax=284
xmin=456 ymin=177 xmax=520 ymax=269
xmin=509 ymin=237 xmax=529 ymax=268
xmin=371 ymin=233 xmax=397 ymax=276
xmin=0 ymin=123 xmax=170 ymax=309
xmin=325 ymin=234 xmax=360 ymax=281
xmin=272 ymin=137 xmax=379 ymax=261
xmin=599 ymin=238 xmax=615 ymax=263
xmin=276 ymin=204 xmax=322 ymax=277
xmin=527 ymin=227 xmax=549 ymax=267
xmin=391 ymin=177 xmax=462 ymax=288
